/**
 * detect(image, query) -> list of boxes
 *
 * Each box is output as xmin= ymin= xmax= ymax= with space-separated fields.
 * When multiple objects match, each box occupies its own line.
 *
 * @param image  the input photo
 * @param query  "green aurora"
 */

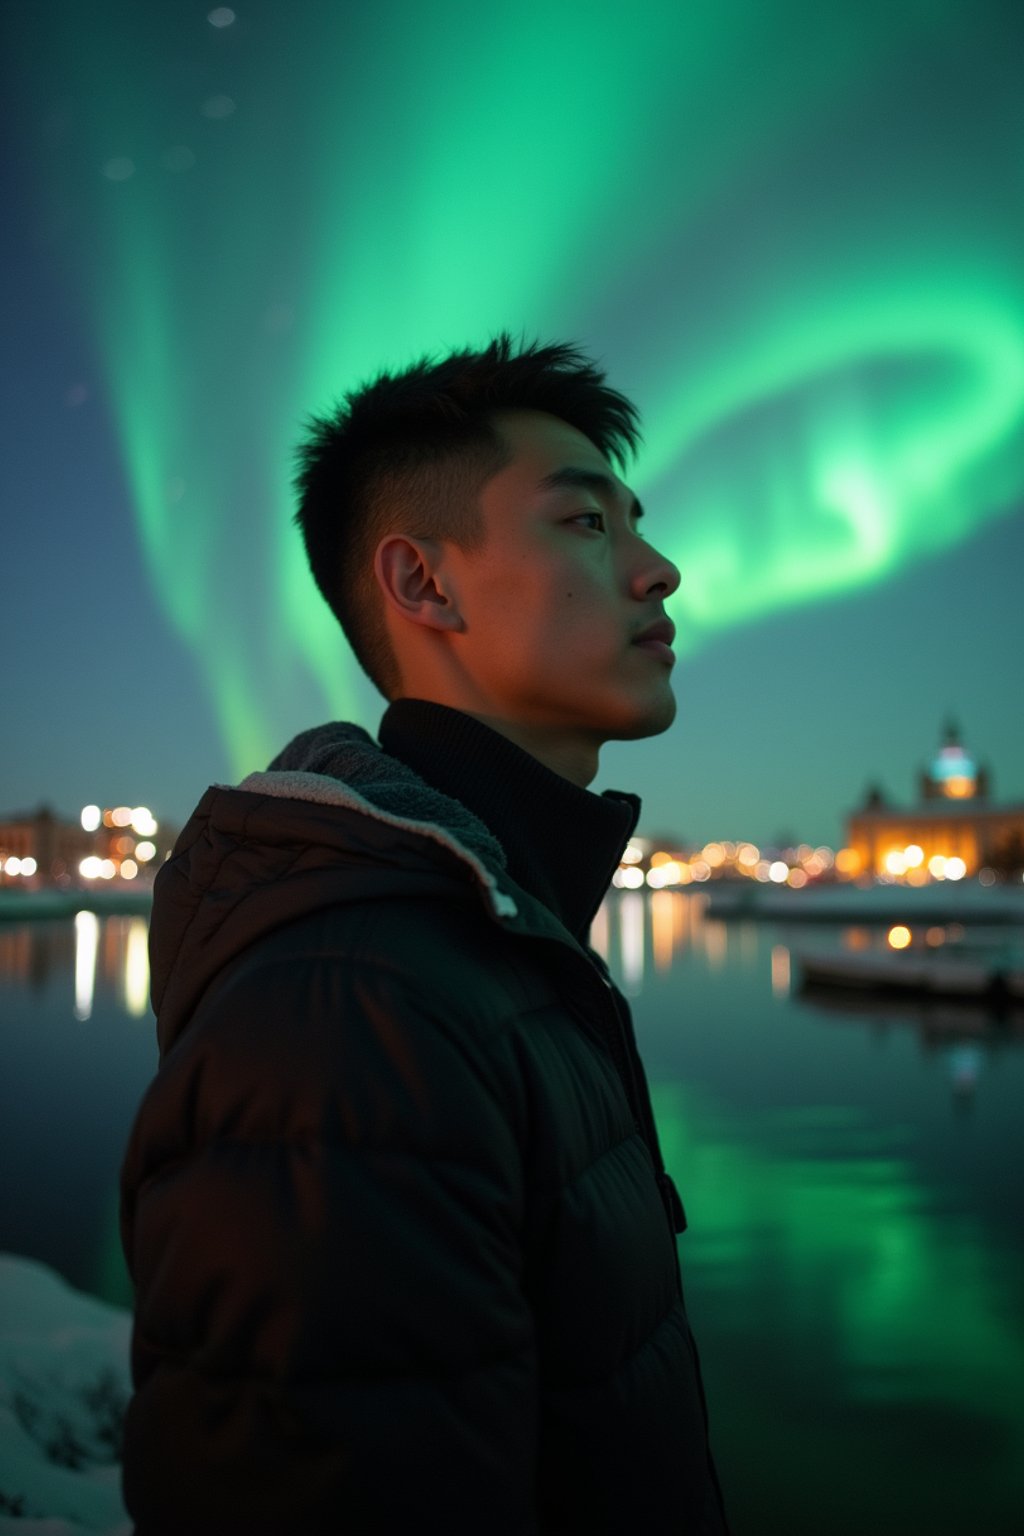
xmin=18 ymin=0 xmax=1024 ymax=774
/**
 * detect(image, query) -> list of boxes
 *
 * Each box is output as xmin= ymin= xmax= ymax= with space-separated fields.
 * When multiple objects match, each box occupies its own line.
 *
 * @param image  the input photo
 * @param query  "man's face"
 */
xmin=440 ymin=409 xmax=681 ymax=746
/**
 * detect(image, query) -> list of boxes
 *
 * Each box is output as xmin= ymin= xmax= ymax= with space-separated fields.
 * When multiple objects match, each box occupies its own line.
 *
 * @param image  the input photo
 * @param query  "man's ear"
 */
xmin=373 ymin=534 xmax=464 ymax=633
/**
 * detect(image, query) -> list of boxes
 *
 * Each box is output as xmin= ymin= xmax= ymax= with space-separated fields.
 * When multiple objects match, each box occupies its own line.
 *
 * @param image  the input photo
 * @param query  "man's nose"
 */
xmin=632 ymin=543 xmax=681 ymax=600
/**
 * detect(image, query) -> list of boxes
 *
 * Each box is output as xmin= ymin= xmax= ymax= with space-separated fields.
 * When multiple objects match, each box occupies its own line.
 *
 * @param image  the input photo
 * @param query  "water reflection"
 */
xmin=73 ymin=910 xmax=99 ymax=1019
xmin=799 ymin=984 xmax=1024 ymax=1102
xmin=652 ymin=1078 xmax=1024 ymax=1530
xmin=619 ymin=891 xmax=645 ymax=995
xmin=596 ymin=890 xmax=1024 ymax=1106
xmin=603 ymin=890 xmax=718 ymax=978
xmin=770 ymin=943 xmax=791 ymax=997
xmin=949 ymin=1043 xmax=983 ymax=1097
xmin=123 ymin=918 xmax=150 ymax=1018
xmin=0 ymin=921 xmax=75 ymax=992
xmin=0 ymin=914 xmax=151 ymax=1021
xmin=651 ymin=889 xmax=674 ymax=974
xmin=2 ymin=903 xmax=1021 ymax=1532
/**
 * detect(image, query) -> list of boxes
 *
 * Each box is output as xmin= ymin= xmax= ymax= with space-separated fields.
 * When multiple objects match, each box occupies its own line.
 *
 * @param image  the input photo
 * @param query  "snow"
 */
xmin=0 ymin=1256 xmax=131 ymax=1536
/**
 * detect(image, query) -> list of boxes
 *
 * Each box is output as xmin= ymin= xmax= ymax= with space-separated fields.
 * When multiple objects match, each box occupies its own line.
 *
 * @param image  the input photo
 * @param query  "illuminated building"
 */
xmin=845 ymin=722 xmax=1024 ymax=878
xmin=0 ymin=803 xmax=173 ymax=888
xmin=0 ymin=806 xmax=93 ymax=888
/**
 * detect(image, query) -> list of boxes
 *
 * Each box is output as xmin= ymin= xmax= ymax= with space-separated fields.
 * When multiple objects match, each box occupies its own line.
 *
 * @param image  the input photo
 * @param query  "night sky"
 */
xmin=2 ymin=0 xmax=1022 ymax=849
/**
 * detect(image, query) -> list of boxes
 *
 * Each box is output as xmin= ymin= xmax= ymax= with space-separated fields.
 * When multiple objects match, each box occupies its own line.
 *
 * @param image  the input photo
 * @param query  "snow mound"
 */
xmin=0 ymin=1256 xmax=131 ymax=1536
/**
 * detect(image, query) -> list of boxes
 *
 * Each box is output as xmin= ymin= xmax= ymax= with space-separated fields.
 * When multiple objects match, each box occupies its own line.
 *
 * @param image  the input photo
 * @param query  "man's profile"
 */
xmin=120 ymin=335 xmax=730 ymax=1534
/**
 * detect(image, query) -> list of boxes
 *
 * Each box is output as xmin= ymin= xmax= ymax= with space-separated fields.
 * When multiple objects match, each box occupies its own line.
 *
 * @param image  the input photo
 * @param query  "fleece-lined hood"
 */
xmin=148 ymin=722 xmax=578 ymax=1059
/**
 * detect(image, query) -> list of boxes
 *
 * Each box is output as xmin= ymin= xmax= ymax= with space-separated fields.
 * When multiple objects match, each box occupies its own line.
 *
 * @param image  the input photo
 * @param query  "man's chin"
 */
xmin=604 ymin=688 xmax=677 ymax=742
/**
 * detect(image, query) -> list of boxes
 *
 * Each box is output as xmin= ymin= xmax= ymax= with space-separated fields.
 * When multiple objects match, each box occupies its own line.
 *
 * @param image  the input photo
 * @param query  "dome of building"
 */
xmin=930 ymin=743 xmax=978 ymax=784
xmin=923 ymin=720 xmax=980 ymax=800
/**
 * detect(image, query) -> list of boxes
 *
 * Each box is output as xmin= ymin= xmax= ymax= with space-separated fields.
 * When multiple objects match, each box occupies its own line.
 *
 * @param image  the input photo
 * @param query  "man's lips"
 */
xmin=633 ymin=638 xmax=675 ymax=665
xmin=631 ymin=619 xmax=676 ymax=665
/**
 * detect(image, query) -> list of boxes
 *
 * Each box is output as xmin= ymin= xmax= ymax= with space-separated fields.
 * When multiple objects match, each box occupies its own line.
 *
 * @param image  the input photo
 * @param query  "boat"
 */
xmin=796 ymin=945 xmax=1024 ymax=1002
xmin=704 ymin=879 xmax=1024 ymax=925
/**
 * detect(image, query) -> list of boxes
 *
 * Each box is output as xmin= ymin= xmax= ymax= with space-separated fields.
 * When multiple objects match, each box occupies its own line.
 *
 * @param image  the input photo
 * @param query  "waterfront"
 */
xmin=1 ymin=897 xmax=1022 ymax=1534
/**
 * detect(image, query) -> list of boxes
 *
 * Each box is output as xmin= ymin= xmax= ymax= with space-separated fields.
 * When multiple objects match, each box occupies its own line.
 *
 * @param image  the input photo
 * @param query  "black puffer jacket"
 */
xmin=120 ymin=722 xmax=728 ymax=1535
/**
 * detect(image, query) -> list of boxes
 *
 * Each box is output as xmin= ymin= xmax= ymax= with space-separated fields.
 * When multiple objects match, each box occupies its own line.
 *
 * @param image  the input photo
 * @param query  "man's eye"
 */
xmin=571 ymin=510 xmax=605 ymax=531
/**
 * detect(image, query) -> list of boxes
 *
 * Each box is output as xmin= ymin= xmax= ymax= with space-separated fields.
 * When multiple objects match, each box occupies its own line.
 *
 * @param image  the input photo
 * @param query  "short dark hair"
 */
xmin=292 ymin=331 xmax=642 ymax=698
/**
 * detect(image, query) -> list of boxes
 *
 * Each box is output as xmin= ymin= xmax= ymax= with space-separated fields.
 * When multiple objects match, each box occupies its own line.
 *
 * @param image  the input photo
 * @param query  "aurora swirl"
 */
xmin=14 ymin=0 xmax=1024 ymax=773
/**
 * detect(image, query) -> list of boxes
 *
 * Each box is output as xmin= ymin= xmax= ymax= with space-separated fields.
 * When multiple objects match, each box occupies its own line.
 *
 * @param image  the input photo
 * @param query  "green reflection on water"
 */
xmin=93 ymin=1184 xmax=134 ymax=1311
xmin=655 ymin=1081 xmax=1024 ymax=1530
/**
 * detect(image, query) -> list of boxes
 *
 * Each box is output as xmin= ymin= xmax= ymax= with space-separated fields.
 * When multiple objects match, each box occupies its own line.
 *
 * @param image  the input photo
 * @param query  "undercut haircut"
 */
xmin=292 ymin=331 xmax=642 ymax=699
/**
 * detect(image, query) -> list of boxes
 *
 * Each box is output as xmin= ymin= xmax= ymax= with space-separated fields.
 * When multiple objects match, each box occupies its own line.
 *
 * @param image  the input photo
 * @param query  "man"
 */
xmin=120 ymin=335 xmax=730 ymax=1534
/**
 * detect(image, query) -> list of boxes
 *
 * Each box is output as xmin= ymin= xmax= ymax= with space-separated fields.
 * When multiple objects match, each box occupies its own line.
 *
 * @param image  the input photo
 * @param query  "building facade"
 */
xmin=845 ymin=722 xmax=1024 ymax=878
xmin=0 ymin=804 xmax=171 ymax=889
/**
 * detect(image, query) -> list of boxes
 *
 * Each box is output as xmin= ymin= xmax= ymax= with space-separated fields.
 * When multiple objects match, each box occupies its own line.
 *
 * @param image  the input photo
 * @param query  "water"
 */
xmin=1 ymin=897 xmax=1022 ymax=1535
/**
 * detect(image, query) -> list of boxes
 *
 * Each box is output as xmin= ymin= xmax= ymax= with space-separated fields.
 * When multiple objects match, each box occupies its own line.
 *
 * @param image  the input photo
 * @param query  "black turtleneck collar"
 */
xmin=378 ymin=699 xmax=640 ymax=941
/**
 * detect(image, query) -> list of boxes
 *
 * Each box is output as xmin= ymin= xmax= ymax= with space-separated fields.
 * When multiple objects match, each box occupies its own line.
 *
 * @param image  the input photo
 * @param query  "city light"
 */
xmin=81 ymin=804 xmax=101 ymax=832
xmin=646 ymin=861 xmax=682 ymax=888
xmin=134 ymin=841 xmax=157 ymax=863
xmin=945 ymin=857 xmax=967 ymax=881
xmin=888 ymin=925 xmax=912 ymax=949
xmin=944 ymin=777 xmax=973 ymax=798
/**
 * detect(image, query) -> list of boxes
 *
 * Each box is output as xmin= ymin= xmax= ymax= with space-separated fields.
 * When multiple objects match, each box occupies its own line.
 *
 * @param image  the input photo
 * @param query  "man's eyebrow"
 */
xmin=536 ymin=466 xmax=644 ymax=519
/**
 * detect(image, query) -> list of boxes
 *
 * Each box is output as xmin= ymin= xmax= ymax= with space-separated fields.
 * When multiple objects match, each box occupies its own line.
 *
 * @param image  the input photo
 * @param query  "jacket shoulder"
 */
xmin=219 ymin=888 xmax=559 ymax=1031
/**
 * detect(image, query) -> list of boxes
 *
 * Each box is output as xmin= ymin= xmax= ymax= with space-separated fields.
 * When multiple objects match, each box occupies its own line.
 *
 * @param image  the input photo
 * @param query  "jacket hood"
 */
xmin=148 ymin=722 xmax=567 ymax=1058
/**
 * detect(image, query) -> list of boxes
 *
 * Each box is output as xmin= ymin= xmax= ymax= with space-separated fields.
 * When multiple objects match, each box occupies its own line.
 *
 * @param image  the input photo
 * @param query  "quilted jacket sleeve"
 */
xmin=120 ymin=934 xmax=538 ymax=1536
